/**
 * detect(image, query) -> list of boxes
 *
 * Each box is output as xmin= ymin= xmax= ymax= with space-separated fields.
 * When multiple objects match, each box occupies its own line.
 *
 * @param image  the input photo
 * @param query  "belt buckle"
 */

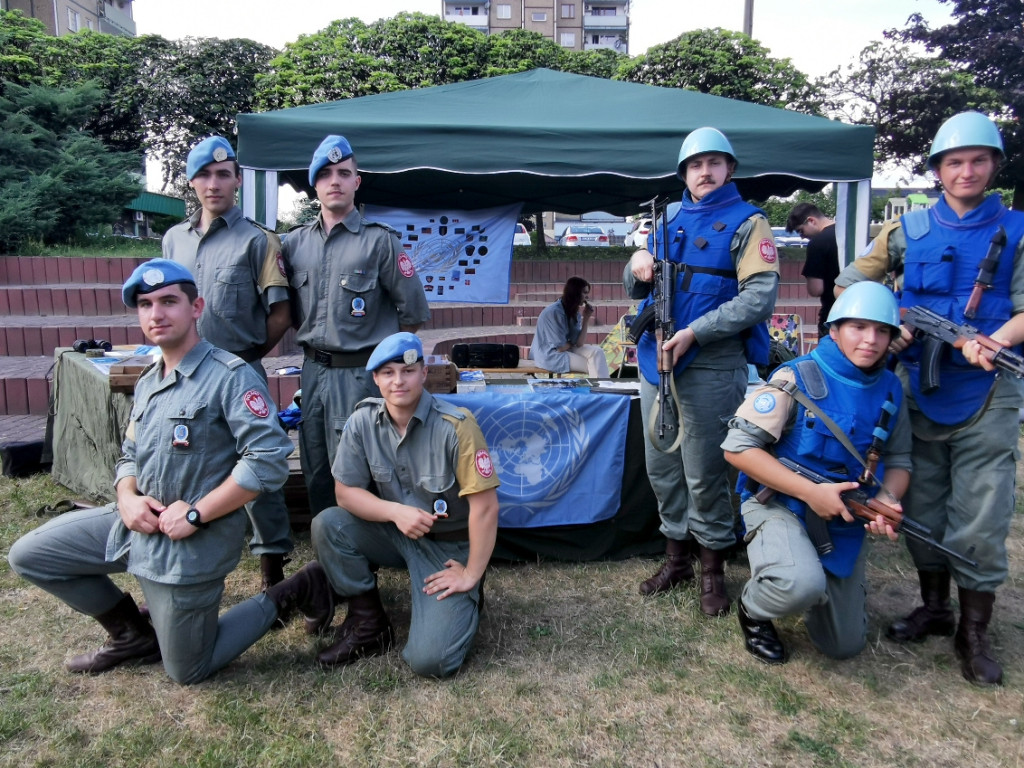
xmin=313 ymin=349 xmax=333 ymax=366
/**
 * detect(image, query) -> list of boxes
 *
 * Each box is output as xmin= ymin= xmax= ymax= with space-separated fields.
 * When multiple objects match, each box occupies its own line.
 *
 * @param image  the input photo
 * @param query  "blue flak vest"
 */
xmin=899 ymin=193 xmax=1024 ymax=425
xmin=738 ymin=337 xmax=903 ymax=578
xmin=636 ymin=183 xmax=770 ymax=385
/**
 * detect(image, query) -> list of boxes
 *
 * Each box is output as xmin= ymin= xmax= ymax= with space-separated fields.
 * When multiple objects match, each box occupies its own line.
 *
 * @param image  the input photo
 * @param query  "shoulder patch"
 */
xmin=474 ymin=449 xmax=495 ymax=478
xmin=397 ymin=252 xmax=416 ymax=278
xmin=752 ymin=392 xmax=776 ymax=414
xmin=243 ymin=389 xmax=271 ymax=418
xmin=758 ymin=238 xmax=778 ymax=263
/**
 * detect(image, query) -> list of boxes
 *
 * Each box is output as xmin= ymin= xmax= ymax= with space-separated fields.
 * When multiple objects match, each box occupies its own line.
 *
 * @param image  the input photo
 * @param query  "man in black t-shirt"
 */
xmin=787 ymin=203 xmax=839 ymax=337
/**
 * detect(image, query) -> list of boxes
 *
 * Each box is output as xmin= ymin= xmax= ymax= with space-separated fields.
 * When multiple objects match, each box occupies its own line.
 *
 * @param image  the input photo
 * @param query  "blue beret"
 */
xmin=123 ymin=259 xmax=196 ymax=308
xmin=186 ymin=136 xmax=236 ymax=180
xmin=309 ymin=135 xmax=354 ymax=187
xmin=366 ymin=332 xmax=424 ymax=371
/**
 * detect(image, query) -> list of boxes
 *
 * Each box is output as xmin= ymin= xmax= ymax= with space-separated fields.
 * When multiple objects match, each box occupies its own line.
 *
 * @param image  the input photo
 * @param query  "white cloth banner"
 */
xmin=363 ymin=203 xmax=521 ymax=304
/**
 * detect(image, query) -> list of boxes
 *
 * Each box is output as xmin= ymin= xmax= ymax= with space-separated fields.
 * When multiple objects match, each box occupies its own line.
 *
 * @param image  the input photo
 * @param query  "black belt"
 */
xmin=424 ymin=529 xmax=469 ymax=543
xmin=302 ymin=346 xmax=374 ymax=368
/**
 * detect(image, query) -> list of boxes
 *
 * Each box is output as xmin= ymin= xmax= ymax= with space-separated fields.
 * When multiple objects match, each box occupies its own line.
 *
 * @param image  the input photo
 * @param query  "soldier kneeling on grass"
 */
xmin=8 ymin=260 xmax=334 ymax=684
xmin=309 ymin=332 xmax=500 ymax=677
xmin=722 ymin=282 xmax=910 ymax=664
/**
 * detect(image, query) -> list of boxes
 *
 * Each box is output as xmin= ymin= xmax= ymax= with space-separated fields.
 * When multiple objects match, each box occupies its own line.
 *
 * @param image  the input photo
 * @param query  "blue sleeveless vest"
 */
xmin=898 ymin=194 xmax=1024 ymax=424
xmin=637 ymin=183 xmax=770 ymax=384
xmin=739 ymin=337 xmax=903 ymax=577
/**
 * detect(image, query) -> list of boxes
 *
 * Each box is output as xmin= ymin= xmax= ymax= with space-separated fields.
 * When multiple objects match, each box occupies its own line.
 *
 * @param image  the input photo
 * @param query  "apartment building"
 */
xmin=443 ymin=0 xmax=630 ymax=53
xmin=2 ymin=0 xmax=136 ymax=36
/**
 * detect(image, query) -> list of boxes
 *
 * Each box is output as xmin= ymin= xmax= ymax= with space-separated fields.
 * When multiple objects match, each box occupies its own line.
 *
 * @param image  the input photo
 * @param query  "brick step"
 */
xmin=424 ymin=303 xmax=631 ymax=329
xmin=0 ymin=285 xmax=131 ymax=317
xmin=511 ymin=282 xmax=627 ymax=301
xmin=0 ymin=318 xmax=300 ymax=358
xmin=0 ymin=353 xmax=305 ymax=417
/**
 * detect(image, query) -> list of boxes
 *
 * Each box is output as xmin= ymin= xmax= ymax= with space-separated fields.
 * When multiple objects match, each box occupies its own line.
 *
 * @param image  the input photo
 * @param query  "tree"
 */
xmin=618 ymin=28 xmax=821 ymax=113
xmin=256 ymin=13 xmax=488 ymax=111
xmin=902 ymin=0 xmax=1024 ymax=200
xmin=820 ymin=40 xmax=1002 ymax=176
xmin=482 ymin=28 xmax=561 ymax=77
xmin=750 ymin=189 xmax=837 ymax=228
xmin=0 ymin=82 xmax=140 ymax=252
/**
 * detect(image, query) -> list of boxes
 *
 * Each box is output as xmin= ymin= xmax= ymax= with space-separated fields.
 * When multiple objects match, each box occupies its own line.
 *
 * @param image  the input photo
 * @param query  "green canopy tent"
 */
xmin=237 ymin=68 xmax=875 ymax=259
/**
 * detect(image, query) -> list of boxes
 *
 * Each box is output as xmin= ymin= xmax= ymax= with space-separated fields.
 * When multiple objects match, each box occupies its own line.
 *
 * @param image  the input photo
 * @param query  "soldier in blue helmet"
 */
xmin=163 ymin=134 xmax=295 ymax=590
xmin=283 ymin=135 xmax=431 ymax=521
xmin=8 ymin=260 xmax=336 ymax=684
xmin=835 ymin=111 xmax=1024 ymax=685
xmin=724 ymin=281 xmax=911 ymax=664
xmin=624 ymin=127 xmax=780 ymax=616
xmin=309 ymin=332 xmax=500 ymax=677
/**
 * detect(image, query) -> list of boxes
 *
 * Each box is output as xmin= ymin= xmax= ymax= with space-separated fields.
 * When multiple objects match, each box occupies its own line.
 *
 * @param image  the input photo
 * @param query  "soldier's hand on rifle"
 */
xmin=629 ymin=249 xmax=655 ymax=282
xmin=962 ymin=337 xmax=1007 ymax=371
xmin=662 ymin=327 xmax=696 ymax=367
xmin=888 ymin=325 xmax=914 ymax=355
xmin=865 ymin=515 xmax=899 ymax=541
xmin=805 ymin=481 xmax=859 ymax=524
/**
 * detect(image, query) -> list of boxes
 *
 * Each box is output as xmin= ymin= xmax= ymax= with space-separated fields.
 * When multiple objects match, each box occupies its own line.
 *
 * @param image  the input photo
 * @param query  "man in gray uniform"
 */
xmin=284 ymin=135 xmax=431 ymax=516
xmin=8 ymin=260 xmax=333 ymax=684
xmin=311 ymin=332 xmax=500 ymax=677
xmin=162 ymin=135 xmax=294 ymax=588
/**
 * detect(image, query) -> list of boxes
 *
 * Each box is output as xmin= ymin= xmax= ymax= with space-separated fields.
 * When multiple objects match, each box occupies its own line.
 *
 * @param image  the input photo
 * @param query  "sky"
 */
xmin=132 ymin=0 xmax=954 ymax=78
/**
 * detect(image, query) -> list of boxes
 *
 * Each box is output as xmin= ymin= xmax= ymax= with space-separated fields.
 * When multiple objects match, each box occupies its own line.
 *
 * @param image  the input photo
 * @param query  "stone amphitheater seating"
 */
xmin=0 ymin=256 xmax=818 ymax=415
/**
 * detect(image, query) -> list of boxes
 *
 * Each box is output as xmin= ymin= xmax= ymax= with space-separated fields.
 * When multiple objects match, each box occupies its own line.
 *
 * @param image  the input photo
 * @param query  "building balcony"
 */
xmin=100 ymin=1 xmax=135 ymax=36
xmin=444 ymin=14 xmax=489 ymax=30
xmin=583 ymin=14 xmax=628 ymax=30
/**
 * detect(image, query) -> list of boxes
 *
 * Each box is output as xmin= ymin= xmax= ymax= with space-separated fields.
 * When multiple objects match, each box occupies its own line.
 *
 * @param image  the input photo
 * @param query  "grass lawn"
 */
xmin=0 ymin=463 xmax=1021 ymax=768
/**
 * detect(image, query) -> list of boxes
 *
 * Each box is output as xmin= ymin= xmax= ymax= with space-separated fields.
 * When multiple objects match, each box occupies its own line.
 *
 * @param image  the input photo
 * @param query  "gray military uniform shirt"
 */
xmin=109 ymin=340 xmax=293 ymax=584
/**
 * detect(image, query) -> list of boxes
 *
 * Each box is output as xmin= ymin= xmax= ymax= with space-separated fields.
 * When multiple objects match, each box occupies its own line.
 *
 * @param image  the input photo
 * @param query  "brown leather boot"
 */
xmin=260 ymin=553 xmax=288 ymax=591
xmin=316 ymin=587 xmax=395 ymax=667
xmin=66 ymin=593 xmax=161 ymax=674
xmin=954 ymin=588 xmax=1002 ymax=686
xmin=266 ymin=561 xmax=335 ymax=635
xmin=639 ymin=538 xmax=695 ymax=596
xmin=887 ymin=569 xmax=956 ymax=643
xmin=698 ymin=545 xmax=731 ymax=616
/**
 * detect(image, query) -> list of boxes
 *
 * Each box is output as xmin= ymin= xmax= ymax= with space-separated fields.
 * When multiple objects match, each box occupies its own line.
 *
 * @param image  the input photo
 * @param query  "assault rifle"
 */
xmin=902 ymin=305 xmax=1024 ymax=393
xmin=627 ymin=198 xmax=680 ymax=446
xmin=760 ymin=457 xmax=978 ymax=567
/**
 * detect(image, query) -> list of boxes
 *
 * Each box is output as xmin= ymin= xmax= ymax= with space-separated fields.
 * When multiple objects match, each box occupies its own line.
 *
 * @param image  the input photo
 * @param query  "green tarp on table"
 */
xmin=237 ymin=68 xmax=875 ymax=215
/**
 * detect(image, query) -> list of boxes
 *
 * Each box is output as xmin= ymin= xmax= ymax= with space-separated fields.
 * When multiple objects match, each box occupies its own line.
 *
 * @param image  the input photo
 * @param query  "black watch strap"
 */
xmin=186 ymin=507 xmax=209 ymax=529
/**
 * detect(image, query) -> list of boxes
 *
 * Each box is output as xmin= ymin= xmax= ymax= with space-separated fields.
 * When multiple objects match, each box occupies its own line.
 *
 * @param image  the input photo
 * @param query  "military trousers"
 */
xmin=7 ymin=505 xmax=278 ymax=684
xmin=740 ymin=498 xmax=868 ymax=660
xmin=312 ymin=506 xmax=482 ymax=678
xmin=639 ymin=365 xmax=746 ymax=550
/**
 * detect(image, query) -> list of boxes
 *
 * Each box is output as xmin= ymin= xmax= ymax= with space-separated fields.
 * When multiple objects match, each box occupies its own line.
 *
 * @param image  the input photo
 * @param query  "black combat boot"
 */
xmin=886 ymin=569 xmax=956 ymax=643
xmin=639 ymin=538 xmax=695 ymax=596
xmin=66 ymin=593 xmax=161 ymax=674
xmin=954 ymin=588 xmax=1002 ymax=686
xmin=260 ymin=553 xmax=288 ymax=591
xmin=738 ymin=599 xmax=787 ymax=665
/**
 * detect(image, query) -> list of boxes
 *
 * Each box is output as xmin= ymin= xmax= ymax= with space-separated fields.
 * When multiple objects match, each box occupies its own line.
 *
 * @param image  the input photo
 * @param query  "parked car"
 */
xmin=626 ymin=218 xmax=653 ymax=248
xmin=558 ymin=225 xmax=610 ymax=247
xmin=513 ymin=222 xmax=532 ymax=246
xmin=771 ymin=226 xmax=809 ymax=248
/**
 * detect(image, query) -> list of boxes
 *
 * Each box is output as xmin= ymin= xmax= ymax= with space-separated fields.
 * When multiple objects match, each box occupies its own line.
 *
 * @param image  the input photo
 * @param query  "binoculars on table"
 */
xmin=72 ymin=339 xmax=113 ymax=353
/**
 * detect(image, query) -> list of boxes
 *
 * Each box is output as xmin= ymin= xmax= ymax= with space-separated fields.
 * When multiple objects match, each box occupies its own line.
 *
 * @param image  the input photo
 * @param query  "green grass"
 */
xmin=0 ymin=470 xmax=1021 ymax=768
xmin=9 ymin=235 xmax=162 ymax=259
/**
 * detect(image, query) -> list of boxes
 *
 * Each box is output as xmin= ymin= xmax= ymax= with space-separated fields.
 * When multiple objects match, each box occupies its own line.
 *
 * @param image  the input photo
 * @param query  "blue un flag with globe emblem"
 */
xmin=442 ymin=391 xmax=630 ymax=528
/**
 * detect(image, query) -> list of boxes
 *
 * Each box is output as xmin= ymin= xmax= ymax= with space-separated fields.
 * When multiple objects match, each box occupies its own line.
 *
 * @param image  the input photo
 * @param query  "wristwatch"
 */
xmin=185 ymin=507 xmax=209 ymax=529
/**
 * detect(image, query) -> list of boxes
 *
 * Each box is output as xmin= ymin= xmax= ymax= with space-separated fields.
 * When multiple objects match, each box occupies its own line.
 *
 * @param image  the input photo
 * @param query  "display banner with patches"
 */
xmin=363 ymin=203 xmax=521 ymax=304
xmin=441 ymin=390 xmax=629 ymax=528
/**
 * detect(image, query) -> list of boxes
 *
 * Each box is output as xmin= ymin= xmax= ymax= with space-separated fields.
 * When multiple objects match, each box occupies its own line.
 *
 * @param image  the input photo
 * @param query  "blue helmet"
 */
xmin=928 ymin=111 xmax=1004 ymax=168
xmin=827 ymin=282 xmax=900 ymax=334
xmin=677 ymin=127 xmax=737 ymax=179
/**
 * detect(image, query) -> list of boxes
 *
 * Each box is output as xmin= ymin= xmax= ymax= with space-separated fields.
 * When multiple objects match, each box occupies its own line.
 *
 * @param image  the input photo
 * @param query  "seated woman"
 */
xmin=529 ymin=276 xmax=610 ymax=377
